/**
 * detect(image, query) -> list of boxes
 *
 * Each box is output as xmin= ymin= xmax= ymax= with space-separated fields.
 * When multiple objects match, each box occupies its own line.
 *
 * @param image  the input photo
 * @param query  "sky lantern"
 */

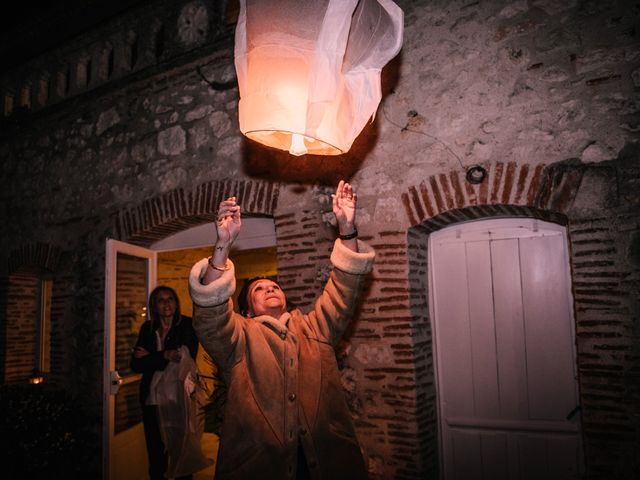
xmin=234 ymin=0 xmax=404 ymax=156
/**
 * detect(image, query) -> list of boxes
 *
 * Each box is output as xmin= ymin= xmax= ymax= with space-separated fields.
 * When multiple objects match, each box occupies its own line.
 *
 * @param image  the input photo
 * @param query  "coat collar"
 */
xmin=251 ymin=311 xmax=291 ymax=336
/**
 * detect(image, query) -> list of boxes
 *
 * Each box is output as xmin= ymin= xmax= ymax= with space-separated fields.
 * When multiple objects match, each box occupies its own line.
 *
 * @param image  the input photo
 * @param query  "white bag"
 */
xmin=152 ymin=346 xmax=213 ymax=477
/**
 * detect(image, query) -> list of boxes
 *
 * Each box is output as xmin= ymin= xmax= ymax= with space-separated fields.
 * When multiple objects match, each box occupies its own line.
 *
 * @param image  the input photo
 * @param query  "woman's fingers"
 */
xmin=332 ymin=180 xmax=358 ymax=209
xmin=338 ymin=182 xmax=355 ymax=204
xmin=217 ymin=196 xmax=240 ymax=222
xmin=133 ymin=346 xmax=149 ymax=358
xmin=218 ymin=206 xmax=240 ymax=217
xmin=344 ymin=183 xmax=355 ymax=198
xmin=218 ymin=196 xmax=236 ymax=211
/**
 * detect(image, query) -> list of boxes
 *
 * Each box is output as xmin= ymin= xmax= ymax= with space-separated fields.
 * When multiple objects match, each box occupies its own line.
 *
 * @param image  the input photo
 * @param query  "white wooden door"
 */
xmin=429 ymin=218 xmax=583 ymax=480
xmin=103 ymin=239 xmax=156 ymax=480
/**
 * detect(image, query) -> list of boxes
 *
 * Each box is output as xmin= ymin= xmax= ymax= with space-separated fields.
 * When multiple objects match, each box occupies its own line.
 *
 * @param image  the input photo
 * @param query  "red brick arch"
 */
xmin=401 ymin=160 xmax=584 ymax=229
xmin=111 ymin=178 xmax=281 ymax=246
xmin=7 ymin=242 xmax=63 ymax=274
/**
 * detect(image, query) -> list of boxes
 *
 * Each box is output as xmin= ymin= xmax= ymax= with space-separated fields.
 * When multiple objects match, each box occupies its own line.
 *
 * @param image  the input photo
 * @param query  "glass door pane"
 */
xmin=114 ymin=253 xmax=148 ymax=434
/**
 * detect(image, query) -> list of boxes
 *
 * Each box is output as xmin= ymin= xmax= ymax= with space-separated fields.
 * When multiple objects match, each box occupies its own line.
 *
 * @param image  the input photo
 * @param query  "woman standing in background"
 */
xmin=131 ymin=285 xmax=198 ymax=480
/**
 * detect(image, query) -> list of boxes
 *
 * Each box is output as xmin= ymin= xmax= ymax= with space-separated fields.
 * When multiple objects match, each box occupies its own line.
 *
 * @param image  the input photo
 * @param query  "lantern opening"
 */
xmin=245 ymin=129 xmax=341 ymax=156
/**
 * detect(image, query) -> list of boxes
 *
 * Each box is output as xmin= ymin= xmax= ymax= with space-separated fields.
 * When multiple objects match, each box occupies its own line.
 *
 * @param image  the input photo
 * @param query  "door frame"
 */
xmin=102 ymin=239 xmax=157 ymax=480
xmin=102 ymin=217 xmax=278 ymax=479
xmin=427 ymin=217 xmax=581 ymax=479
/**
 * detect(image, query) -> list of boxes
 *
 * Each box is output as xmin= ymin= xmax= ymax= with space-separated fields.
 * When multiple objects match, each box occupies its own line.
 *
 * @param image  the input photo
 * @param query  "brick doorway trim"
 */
xmin=7 ymin=242 xmax=63 ymax=274
xmin=400 ymin=160 xmax=591 ymax=228
xmin=110 ymin=179 xmax=281 ymax=246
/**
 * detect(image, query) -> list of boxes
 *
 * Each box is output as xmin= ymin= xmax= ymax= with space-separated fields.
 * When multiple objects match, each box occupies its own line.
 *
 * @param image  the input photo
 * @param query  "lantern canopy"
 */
xmin=234 ymin=0 xmax=403 ymax=156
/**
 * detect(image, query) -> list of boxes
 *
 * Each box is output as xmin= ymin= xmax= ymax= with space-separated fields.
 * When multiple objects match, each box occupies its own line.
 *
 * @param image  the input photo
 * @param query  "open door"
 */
xmin=103 ymin=239 xmax=156 ymax=480
xmin=429 ymin=218 xmax=583 ymax=480
xmin=102 ymin=218 xmax=277 ymax=479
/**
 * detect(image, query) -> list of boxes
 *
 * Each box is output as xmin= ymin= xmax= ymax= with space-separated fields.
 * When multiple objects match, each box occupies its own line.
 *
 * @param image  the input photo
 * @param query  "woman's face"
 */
xmin=247 ymin=279 xmax=287 ymax=317
xmin=155 ymin=290 xmax=177 ymax=320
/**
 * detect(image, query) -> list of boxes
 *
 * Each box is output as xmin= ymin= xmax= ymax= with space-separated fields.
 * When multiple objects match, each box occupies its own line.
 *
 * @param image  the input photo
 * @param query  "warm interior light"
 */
xmin=29 ymin=371 xmax=44 ymax=384
xmin=234 ymin=0 xmax=403 ymax=156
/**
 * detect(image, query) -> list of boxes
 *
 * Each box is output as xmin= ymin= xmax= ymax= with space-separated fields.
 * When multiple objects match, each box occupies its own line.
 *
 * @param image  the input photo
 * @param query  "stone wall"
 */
xmin=1 ymin=0 xmax=639 ymax=478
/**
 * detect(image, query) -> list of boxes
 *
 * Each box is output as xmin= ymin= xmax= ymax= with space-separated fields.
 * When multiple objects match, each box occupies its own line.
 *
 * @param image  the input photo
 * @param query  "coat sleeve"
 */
xmin=181 ymin=316 xmax=199 ymax=360
xmin=130 ymin=322 xmax=168 ymax=373
xmin=188 ymin=258 xmax=244 ymax=371
xmin=308 ymin=238 xmax=375 ymax=346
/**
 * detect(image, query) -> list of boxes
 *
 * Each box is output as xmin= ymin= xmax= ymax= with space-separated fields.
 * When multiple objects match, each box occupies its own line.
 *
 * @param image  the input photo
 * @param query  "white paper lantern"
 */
xmin=234 ymin=0 xmax=403 ymax=156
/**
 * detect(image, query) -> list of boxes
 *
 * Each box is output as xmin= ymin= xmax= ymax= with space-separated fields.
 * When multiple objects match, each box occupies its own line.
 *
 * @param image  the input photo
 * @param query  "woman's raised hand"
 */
xmin=216 ymin=197 xmax=241 ymax=247
xmin=203 ymin=197 xmax=241 ymax=284
xmin=331 ymin=180 xmax=359 ymax=252
xmin=332 ymin=180 xmax=357 ymax=235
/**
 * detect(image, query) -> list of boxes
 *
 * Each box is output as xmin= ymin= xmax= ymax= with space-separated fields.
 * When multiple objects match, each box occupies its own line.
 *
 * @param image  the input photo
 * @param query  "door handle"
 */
xmin=110 ymin=370 xmax=123 ymax=395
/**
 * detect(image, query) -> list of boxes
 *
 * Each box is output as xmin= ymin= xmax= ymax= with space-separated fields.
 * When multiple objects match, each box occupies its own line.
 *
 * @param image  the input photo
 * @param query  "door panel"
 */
xmin=432 ymin=242 xmax=474 ymax=418
xmin=466 ymin=240 xmax=499 ymax=418
xmin=114 ymin=253 xmax=148 ymax=434
xmin=104 ymin=239 xmax=156 ymax=480
xmin=429 ymin=218 xmax=582 ymax=480
xmin=451 ymin=430 xmax=481 ymax=479
xmin=491 ymin=239 xmax=528 ymax=420
xmin=520 ymin=235 xmax=577 ymax=421
xmin=479 ymin=432 xmax=509 ymax=480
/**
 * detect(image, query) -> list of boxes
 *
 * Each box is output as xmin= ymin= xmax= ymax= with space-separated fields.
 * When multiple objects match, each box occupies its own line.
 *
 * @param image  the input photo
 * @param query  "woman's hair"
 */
xmin=237 ymin=276 xmax=267 ymax=316
xmin=148 ymin=285 xmax=182 ymax=330
xmin=237 ymin=276 xmax=293 ymax=316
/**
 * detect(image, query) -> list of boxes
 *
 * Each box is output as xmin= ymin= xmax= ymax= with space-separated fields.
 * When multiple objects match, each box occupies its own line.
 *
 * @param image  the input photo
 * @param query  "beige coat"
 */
xmin=189 ymin=239 xmax=375 ymax=480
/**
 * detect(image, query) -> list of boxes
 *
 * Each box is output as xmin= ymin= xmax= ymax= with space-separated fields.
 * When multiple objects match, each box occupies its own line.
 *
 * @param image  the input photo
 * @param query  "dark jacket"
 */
xmin=130 ymin=315 xmax=199 ymax=405
xmin=188 ymin=239 xmax=375 ymax=480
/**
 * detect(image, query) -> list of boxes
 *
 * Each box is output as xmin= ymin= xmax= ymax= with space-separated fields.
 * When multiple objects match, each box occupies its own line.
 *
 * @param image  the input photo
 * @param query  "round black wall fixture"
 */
xmin=466 ymin=165 xmax=487 ymax=184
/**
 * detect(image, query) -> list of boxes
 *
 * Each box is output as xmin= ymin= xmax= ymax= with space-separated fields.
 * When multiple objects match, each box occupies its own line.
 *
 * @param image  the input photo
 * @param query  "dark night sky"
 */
xmin=0 ymin=1 xmax=150 ymax=74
